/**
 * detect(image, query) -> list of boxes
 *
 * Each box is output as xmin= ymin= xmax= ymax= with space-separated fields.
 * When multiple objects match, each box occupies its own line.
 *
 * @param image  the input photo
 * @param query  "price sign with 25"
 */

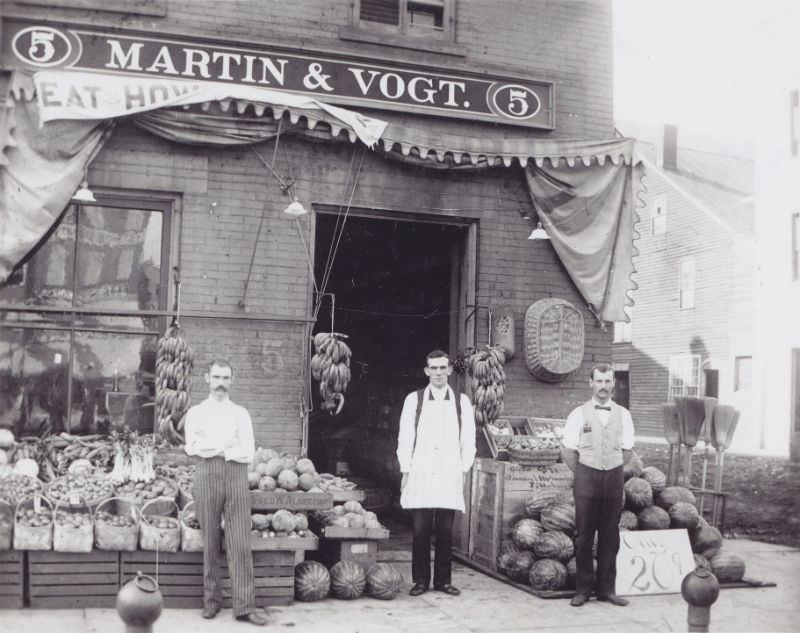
xmin=615 ymin=529 xmax=696 ymax=596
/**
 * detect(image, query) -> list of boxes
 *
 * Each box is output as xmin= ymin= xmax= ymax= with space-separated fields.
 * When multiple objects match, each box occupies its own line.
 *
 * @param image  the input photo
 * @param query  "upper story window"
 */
xmin=679 ymin=256 xmax=695 ymax=309
xmin=734 ymin=356 xmax=752 ymax=392
xmin=613 ymin=306 xmax=633 ymax=343
xmin=355 ymin=0 xmax=455 ymax=42
xmin=651 ymin=194 xmax=668 ymax=236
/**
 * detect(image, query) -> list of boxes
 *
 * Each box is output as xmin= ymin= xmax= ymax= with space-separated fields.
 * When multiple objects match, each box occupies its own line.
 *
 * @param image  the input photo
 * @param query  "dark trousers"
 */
xmin=411 ymin=508 xmax=455 ymax=587
xmin=573 ymin=462 xmax=624 ymax=598
xmin=193 ymin=456 xmax=255 ymax=616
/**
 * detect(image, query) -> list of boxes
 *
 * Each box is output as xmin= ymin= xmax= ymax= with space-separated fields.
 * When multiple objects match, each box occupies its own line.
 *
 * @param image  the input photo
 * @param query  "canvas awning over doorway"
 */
xmin=0 ymin=70 xmax=642 ymax=322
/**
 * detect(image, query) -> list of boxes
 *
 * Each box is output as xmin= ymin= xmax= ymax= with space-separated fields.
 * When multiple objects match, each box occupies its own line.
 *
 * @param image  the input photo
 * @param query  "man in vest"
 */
xmin=561 ymin=364 xmax=634 ymax=607
xmin=396 ymin=349 xmax=476 ymax=597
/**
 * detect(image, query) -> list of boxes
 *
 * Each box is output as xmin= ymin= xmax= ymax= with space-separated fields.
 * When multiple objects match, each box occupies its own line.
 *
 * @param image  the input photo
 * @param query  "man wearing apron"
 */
xmin=184 ymin=359 xmax=267 ymax=626
xmin=561 ymin=363 xmax=634 ymax=608
xmin=396 ymin=349 xmax=476 ymax=597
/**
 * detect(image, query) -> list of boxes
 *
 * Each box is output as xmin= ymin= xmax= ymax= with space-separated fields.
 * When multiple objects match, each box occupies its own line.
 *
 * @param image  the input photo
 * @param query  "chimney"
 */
xmin=657 ymin=123 xmax=678 ymax=170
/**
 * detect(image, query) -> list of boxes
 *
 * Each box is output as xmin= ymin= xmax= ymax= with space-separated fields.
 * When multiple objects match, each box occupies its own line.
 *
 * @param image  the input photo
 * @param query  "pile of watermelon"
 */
xmin=498 ymin=450 xmax=747 ymax=590
xmin=294 ymin=560 xmax=404 ymax=602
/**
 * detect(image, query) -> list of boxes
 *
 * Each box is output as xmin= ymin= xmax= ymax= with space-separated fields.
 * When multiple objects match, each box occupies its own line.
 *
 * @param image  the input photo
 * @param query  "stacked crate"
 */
xmin=27 ymin=551 xmax=120 ymax=608
xmin=0 ymin=550 xmax=24 ymax=608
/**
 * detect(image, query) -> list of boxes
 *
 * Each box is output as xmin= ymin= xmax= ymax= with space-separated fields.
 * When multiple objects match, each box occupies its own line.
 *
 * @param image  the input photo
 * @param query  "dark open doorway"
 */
xmin=309 ymin=212 xmax=470 ymax=518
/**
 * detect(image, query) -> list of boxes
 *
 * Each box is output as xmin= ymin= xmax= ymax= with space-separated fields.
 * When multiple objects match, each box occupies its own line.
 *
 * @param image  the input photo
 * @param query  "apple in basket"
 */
xmin=55 ymin=510 xmax=91 ymax=528
xmin=149 ymin=516 xmax=178 ymax=530
xmin=16 ymin=508 xmax=52 ymax=527
xmin=96 ymin=510 xmax=136 ymax=528
xmin=182 ymin=511 xmax=201 ymax=530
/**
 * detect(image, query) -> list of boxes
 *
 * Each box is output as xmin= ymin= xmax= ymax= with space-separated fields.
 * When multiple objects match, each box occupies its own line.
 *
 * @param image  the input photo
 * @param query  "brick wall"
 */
xmin=24 ymin=0 xmax=617 ymax=450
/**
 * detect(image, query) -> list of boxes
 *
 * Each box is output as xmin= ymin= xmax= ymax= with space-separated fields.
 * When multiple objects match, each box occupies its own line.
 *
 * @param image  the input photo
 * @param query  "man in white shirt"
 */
xmin=561 ymin=364 xmax=634 ymax=608
xmin=396 ymin=350 xmax=476 ymax=597
xmin=184 ymin=359 xmax=266 ymax=626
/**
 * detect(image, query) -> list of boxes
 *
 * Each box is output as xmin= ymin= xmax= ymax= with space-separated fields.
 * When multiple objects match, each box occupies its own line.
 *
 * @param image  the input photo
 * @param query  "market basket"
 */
xmin=14 ymin=494 xmax=53 ymax=550
xmin=508 ymin=447 xmax=561 ymax=466
xmin=179 ymin=500 xmax=203 ymax=552
xmin=524 ymin=298 xmax=584 ymax=383
xmin=94 ymin=497 xmax=139 ymax=551
xmin=114 ymin=477 xmax=180 ymax=508
xmin=47 ymin=472 xmax=115 ymax=511
xmin=0 ymin=473 xmax=43 ymax=506
xmin=53 ymin=497 xmax=94 ymax=553
xmin=0 ymin=500 xmax=12 ymax=550
xmin=139 ymin=496 xmax=180 ymax=553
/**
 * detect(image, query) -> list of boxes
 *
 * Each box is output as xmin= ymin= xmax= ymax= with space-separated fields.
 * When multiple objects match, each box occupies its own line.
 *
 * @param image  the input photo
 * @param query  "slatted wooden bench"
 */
xmin=28 ymin=551 xmax=120 ymax=608
xmin=120 ymin=550 xmax=294 ymax=608
xmin=0 ymin=550 xmax=24 ymax=608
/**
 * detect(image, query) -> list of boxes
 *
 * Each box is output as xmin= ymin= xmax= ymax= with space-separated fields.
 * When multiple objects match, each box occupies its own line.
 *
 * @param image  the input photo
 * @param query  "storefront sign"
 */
xmin=3 ymin=18 xmax=554 ymax=130
xmin=615 ymin=529 xmax=695 ymax=596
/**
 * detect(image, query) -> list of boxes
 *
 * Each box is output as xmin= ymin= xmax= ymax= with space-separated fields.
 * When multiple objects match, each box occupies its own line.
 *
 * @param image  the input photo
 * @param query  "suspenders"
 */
xmin=412 ymin=387 xmax=462 ymax=454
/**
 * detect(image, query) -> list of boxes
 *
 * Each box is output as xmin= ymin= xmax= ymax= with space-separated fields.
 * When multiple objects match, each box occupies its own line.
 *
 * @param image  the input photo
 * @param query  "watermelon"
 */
xmin=329 ymin=560 xmax=367 ymax=599
xmin=496 ymin=542 xmax=521 ymax=575
xmin=524 ymin=488 xmax=570 ymax=519
xmin=533 ymin=530 xmax=574 ymax=562
xmin=669 ymin=502 xmax=700 ymax=530
xmin=657 ymin=486 xmax=696 ymax=510
xmin=365 ymin=563 xmax=403 ymax=600
xmin=624 ymin=477 xmax=653 ymax=511
xmin=691 ymin=523 xmax=723 ymax=558
xmin=709 ymin=551 xmax=746 ymax=583
xmin=528 ymin=559 xmax=568 ymax=591
xmin=637 ymin=505 xmax=671 ymax=530
xmin=511 ymin=518 xmax=544 ymax=550
xmin=294 ymin=561 xmax=330 ymax=601
xmin=540 ymin=503 xmax=576 ymax=535
xmin=505 ymin=550 xmax=536 ymax=583
xmin=619 ymin=510 xmax=638 ymax=531
xmin=623 ymin=450 xmax=644 ymax=480
xmin=640 ymin=466 xmax=667 ymax=493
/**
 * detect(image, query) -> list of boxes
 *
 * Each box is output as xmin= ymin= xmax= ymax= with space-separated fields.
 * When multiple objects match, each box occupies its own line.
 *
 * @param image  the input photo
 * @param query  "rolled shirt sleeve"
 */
xmin=561 ymin=407 xmax=583 ymax=451
xmin=396 ymin=391 xmax=417 ymax=474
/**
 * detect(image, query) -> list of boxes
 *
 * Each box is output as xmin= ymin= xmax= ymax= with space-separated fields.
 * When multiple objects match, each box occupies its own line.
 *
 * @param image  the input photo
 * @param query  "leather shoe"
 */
xmin=598 ymin=594 xmax=629 ymax=606
xmin=570 ymin=593 xmax=589 ymax=607
xmin=409 ymin=583 xmax=429 ymax=596
xmin=434 ymin=584 xmax=461 ymax=596
xmin=201 ymin=604 xmax=220 ymax=619
xmin=236 ymin=611 xmax=268 ymax=626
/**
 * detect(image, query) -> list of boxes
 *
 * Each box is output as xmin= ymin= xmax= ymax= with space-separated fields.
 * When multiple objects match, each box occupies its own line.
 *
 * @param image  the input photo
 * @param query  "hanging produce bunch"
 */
xmin=468 ymin=345 xmax=507 ymax=427
xmin=310 ymin=332 xmax=351 ymax=415
xmin=156 ymin=322 xmax=194 ymax=444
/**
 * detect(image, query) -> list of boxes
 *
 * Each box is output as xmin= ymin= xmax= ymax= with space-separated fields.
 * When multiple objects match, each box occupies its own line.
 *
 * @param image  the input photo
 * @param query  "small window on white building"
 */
xmin=679 ymin=257 xmax=695 ymax=309
xmin=651 ymin=194 xmax=668 ymax=235
xmin=356 ymin=0 xmax=454 ymax=40
xmin=792 ymin=212 xmax=799 ymax=281
xmin=613 ymin=306 xmax=633 ymax=343
xmin=669 ymin=354 xmax=701 ymax=398
xmin=791 ymin=89 xmax=799 ymax=157
xmin=734 ymin=356 xmax=752 ymax=392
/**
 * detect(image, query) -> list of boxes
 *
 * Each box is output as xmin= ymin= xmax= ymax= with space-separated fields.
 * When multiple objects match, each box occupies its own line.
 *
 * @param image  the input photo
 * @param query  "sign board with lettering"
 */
xmin=616 ymin=529 xmax=696 ymax=596
xmin=2 ymin=18 xmax=554 ymax=130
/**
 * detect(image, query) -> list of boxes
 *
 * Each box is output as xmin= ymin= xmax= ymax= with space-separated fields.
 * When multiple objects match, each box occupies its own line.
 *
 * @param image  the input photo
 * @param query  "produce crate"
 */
xmin=0 ymin=550 xmax=24 ymax=608
xmin=312 ymin=539 xmax=379 ymax=570
xmin=330 ymin=489 xmax=366 ymax=503
xmin=468 ymin=458 xmax=573 ymax=571
xmin=120 ymin=550 xmax=294 ymax=608
xmin=313 ymin=523 xmax=390 ymax=540
xmin=246 ymin=532 xmax=319 ymax=552
xmin=482 ymin=416 xmax=532 ymax=459
xmin=250 ymin=491 xmax=333 ymax=511
xmin=28 ymin=550 xmax=120 ymax=608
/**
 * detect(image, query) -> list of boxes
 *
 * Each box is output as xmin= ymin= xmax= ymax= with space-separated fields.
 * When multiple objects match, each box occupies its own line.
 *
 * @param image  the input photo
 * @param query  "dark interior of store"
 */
xmin=309 ymin=213 xmax=466 ymax=519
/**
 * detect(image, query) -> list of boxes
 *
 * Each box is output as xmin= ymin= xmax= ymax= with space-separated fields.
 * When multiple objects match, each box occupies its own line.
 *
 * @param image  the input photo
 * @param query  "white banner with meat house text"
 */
xmin=33 ymin=70 xmax=387 ymax=147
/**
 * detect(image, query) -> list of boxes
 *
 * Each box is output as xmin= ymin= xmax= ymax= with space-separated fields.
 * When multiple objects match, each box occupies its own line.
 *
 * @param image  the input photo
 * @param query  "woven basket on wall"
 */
xmin=524 ymin=298 xmax=585 ymax=383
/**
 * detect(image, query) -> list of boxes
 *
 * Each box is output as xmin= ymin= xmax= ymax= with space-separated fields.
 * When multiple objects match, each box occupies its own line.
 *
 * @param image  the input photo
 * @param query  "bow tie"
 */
xmin=594 ymin=404 xmax=611 ymax=411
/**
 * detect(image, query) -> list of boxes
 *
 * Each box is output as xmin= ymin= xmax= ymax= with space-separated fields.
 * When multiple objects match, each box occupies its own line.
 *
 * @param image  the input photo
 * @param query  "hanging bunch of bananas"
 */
xmin=310 ymin=332 xmax=352 ymax=415
xmin=155 ymin=323 xmax=194 ymax=444
xmin=468 ymin=345 xmax=507 ymax=427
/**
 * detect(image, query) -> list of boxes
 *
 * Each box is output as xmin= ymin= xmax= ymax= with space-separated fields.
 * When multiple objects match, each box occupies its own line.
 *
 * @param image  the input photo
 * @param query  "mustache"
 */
xmin=214 ymin=385 xmax=228 ymax=391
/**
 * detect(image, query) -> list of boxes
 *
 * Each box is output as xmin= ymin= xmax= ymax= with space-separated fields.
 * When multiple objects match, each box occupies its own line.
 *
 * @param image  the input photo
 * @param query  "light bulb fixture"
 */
xmin=72 ymin=179 xmax=96 ymax=203
xmin=283 ymin=196 xmax=308 ymax=217
xmin=528 ymin=221 xmax=550 ymax=240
